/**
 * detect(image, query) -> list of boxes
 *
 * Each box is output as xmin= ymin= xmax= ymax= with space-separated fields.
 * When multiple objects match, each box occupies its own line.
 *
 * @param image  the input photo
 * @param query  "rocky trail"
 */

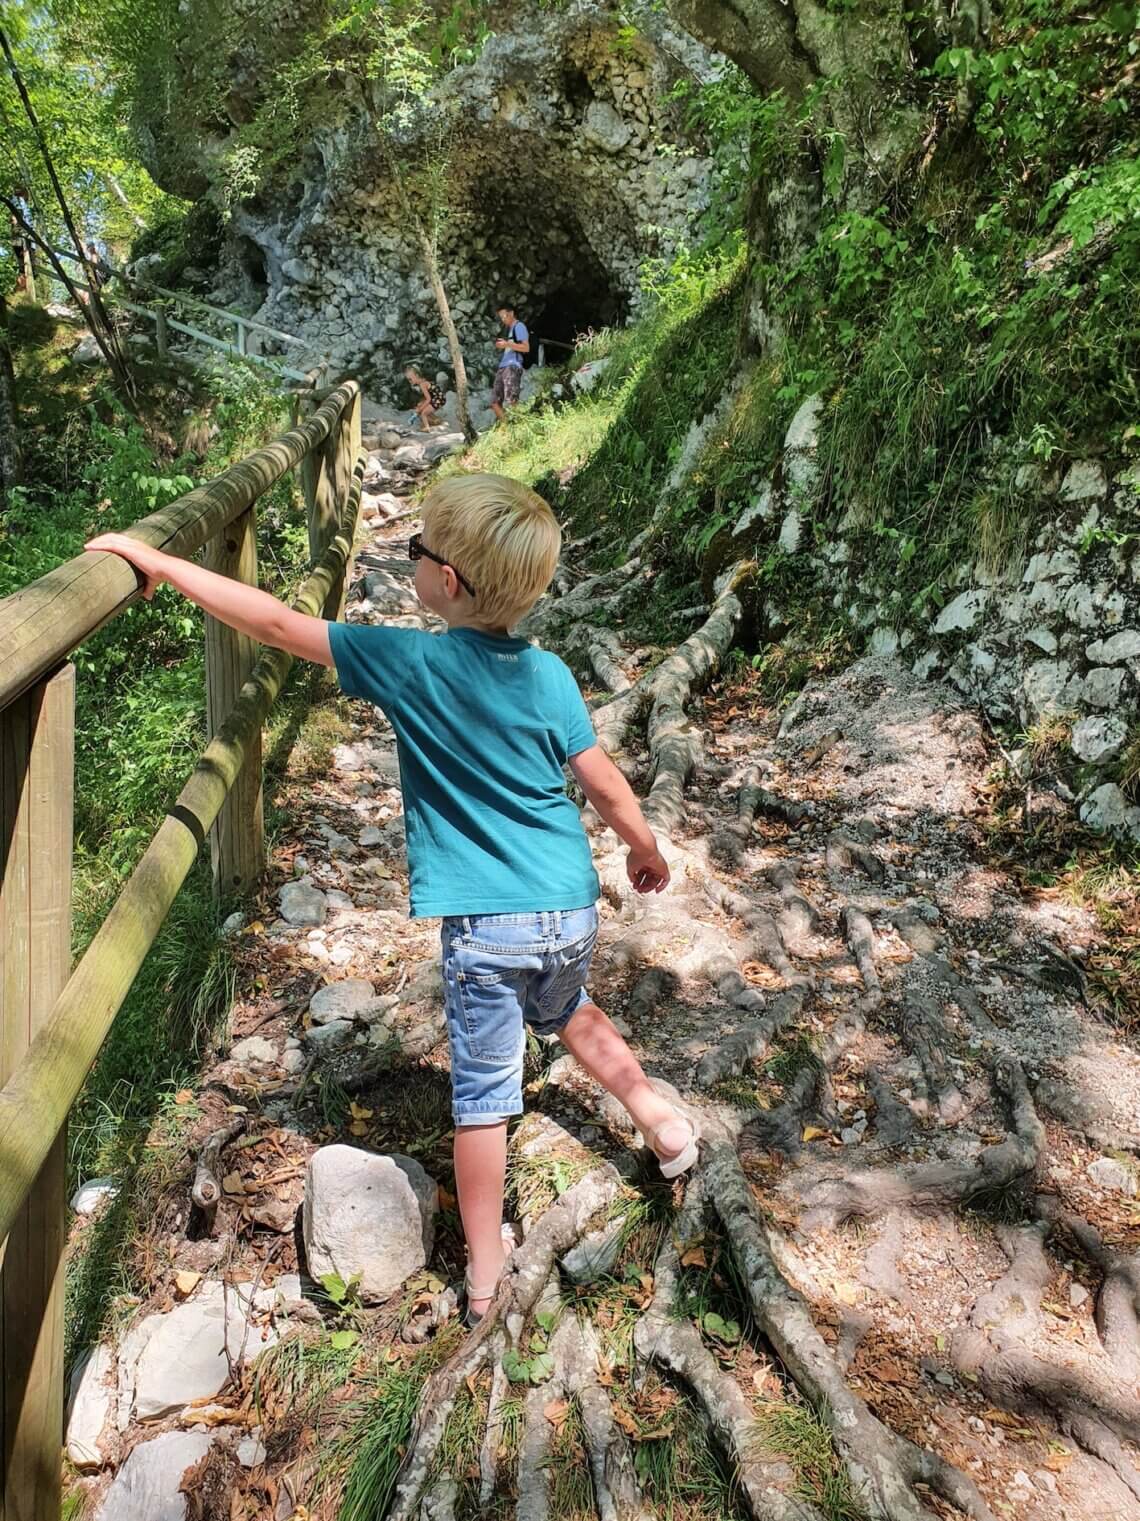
xmin=66 ymin=421 xmax=1140 ymax=1521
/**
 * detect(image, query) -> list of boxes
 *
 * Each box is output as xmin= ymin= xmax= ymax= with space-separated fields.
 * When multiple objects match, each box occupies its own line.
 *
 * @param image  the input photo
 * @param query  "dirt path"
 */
xmin=81 ymin=433 xmax=1139 ymax=1521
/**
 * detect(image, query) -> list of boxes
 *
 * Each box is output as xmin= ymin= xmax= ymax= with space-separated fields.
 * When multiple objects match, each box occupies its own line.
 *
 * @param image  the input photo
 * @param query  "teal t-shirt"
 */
xmin=328 ymin=623 xmax=601 ymax=918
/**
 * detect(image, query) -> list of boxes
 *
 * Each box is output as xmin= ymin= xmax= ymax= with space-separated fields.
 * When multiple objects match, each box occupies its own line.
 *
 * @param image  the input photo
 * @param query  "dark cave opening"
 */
xmin=529 ymin=251 xmax=627 ymax=358
xmin=236 ymin=236 xmax=268 ymax=302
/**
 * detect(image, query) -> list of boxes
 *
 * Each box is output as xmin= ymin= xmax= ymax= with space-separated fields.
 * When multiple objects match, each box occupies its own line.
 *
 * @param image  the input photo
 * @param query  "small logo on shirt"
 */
xmin=497 ymin=652 xmax=520 ymax=662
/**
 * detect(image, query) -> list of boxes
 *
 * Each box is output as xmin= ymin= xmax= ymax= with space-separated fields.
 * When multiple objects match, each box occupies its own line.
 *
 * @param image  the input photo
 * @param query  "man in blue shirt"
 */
xmin=490 ymin=302 xmax=528 ymax=422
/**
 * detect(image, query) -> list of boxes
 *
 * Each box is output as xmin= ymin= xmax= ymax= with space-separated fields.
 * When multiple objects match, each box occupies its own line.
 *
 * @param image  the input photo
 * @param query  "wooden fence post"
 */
xmin=301 ymin=427 xmax=337 ymax=570
xmin=154 ymin=309 xmax=168 ymax=360
xmin=204 ymin=509 xmax=263 ymax=896
xmin=0 ymin=664 xmax=74 ymax=1521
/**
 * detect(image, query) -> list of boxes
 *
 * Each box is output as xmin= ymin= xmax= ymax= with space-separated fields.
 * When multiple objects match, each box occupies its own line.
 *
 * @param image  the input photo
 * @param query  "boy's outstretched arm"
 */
xmin=569 ymin=744 xmax=670 ymax=893
xmin=85 ymin=533 xmax=334 ymax=667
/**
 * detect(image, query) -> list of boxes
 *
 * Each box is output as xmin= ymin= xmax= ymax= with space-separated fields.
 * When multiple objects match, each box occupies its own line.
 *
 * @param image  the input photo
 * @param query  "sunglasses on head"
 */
xmin=408 ymin=532 xmax=477 ymax=598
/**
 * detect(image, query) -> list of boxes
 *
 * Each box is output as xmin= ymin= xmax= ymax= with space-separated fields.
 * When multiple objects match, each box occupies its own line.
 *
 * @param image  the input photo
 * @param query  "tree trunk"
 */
xmin=416 ymin=222 xmax=477 ymax=444
xmin=0 ymin=293 xmax=21 ymax=507
xmin=103 ymin=174 xmax=146 ymax=230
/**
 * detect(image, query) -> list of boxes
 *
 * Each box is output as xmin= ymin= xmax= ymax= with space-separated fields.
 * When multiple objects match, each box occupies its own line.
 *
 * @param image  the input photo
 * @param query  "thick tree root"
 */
xmin=634 ymin=1181 xmax=822 ymax=1521
xmin=706 ymin=1144 xmax=998 ymax=1521
xmin=703 ymin=878 xmax=803 ymax=986
xmin=1041 ymin=1202 xmax=1140 ymax=1386
xmin=696 ymin=988 xmax=807 ymax=1089
xmin=897 ymin=994 xmax=965 ymax=1122
xmin=765 ymin=863 xmax=819 ymax=941
xmin=825 ymin=829 xmax=884 ymax=882
xmin=388 ymin=1166 xmax=623 ymax=1520
xmin=800 ymin=1056 xmax=1043 ymax=1227
xmin=841 ymin=906 xmax=882 ymax=1008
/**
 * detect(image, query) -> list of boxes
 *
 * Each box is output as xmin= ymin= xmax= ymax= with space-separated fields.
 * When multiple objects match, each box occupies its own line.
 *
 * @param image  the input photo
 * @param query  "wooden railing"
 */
xmin=0 ymin=380 xmax=363 ymax=1520
xmin=51 ymin=246 xmax=330 ymax=385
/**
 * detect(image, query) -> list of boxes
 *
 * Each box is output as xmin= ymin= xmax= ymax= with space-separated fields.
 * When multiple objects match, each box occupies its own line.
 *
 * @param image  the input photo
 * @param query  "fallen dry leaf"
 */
xmin=174 ymin=1089 xmax=194 ymax=1106
xmin=680 ymin=1245 xmax=708 ymax=1269
xmin=802 ymin=1125 xmax=830 ymax=1142
xmin=222 ymin=1172 xmax=245 ymax=1196
xmin=543 ymin=1398 xmax=570 ymax=1428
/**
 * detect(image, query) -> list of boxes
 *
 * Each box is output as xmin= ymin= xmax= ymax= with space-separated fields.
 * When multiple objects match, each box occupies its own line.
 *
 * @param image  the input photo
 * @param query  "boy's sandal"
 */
xmin=464 ymin=1223 xmax=519 ymax=1328
xmin=643 ymin=1112 xmax=700 ymax=1180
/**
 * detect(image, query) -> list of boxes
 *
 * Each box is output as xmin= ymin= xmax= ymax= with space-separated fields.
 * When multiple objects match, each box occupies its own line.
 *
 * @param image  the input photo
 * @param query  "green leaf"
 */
xmin=535 ymin=1309 xmax=558 ymax=1334
xmin=530 ymin=1332 xmax=548 ymax=1353
xmin=319 ymin=1271 xmax=348 ymax=1305
xmin=502 ymin=1350 xmax=530 ymax=1383
xmin=330 ymin=1329 xmax=358 ymax=1350
xmin=528 ymin=1352 xmax=555 ymax=1384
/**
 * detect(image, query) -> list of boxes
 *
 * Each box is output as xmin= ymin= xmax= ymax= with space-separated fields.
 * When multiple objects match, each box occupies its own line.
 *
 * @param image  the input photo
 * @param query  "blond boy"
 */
xmin=87 ymin=474 xmax=696 ymax=1322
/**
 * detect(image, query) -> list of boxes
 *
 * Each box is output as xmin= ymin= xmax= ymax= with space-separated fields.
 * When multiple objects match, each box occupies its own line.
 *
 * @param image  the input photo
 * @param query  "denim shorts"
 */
xmin=441 ymin=906 xmax=598 ymax=1126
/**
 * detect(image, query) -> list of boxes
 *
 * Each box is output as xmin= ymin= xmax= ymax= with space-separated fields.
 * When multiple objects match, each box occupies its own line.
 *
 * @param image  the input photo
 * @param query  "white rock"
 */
xmin=281 ymin=1048 xmax=306 ymax=1074
xmin=303 ymin=1145 xmax=438 ymax=1303
xmin=1066 ymin=666 xmax=1124 ymax=710
xmin=783 ymin=394 xmax=823 ymax=495
xmin=326 ymin=888 xmax=356 ymax=912
xmin=424 ymin=432 xmax=465 ymax=463
xmin=933 ymin=590 xmax=987 ymax=635
xmin=1023 ymin=626 xmax=1058 ymax=654
xmin=1071 ymin=715 xmax=1128 ymax=765
xmin=1022 ymin=660 xmax=1071 ymax=713
xmin=1062 ymin=582 xmax=1099 ymax=629
xmin=582 ymin=99 xmax=632 ymax=152
xmin=302 ymin=1019 xmax=354 ymax=1050
xmin=1085 ymin=628 xmax=1140 ymax=663
xmin=222 ymin=911 xmax=244 ymax=935
xmin=230 ymin=1035 xmax=278 ymax=1065
xmin=1068 ymin=1282 xmax=1089 ymax=1308
xmin=1024 ymin=549 xmax=1079 ymax=583
xmin=868 ymin=627 xmax=899 ymax=657
xmin=329 ymin=943 xmax=354 ymax=966
xmin=278 ymin=880 xmax=328 ymax=927
xmin=1079 ymin=784 xmax=1140 ymax=842
xmin=66 ymin=1343 xmax=115 ymax=1470
xmin=95 ymin=1430 xmax=213 ymax=1521
xmin=333 ymin=744 xmax=364 ymax=772
xmin=912 ymin=651 xmax=941 ymax=680
xmin=71 ymin=1178 xmax=118 ymax=1214
xmin=1060 ymin=460 xmax=1107 ymax=502
xmin=1085 ymin=1156 xmax=1137 ymax=1196
xmin=236 ymin=1431 xmax=267 ymax=1467
xmin=124 ymin=1282 xmax=280 ymax=1420
xmin=310 ymin=979 xmax=377 ymax=1024
xmin=777 ymin=508 xmax=801 ymax=554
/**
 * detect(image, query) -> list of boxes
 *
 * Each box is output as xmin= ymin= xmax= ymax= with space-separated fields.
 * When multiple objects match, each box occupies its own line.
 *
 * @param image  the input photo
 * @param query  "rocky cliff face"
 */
xmin=141 ymin=2 xmax=721 ymax=394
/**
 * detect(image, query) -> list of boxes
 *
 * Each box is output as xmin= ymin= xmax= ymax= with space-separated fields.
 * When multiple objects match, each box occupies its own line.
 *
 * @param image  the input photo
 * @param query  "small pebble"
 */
xmin=1069 ymin=1282 xmax=1089 ymax=1308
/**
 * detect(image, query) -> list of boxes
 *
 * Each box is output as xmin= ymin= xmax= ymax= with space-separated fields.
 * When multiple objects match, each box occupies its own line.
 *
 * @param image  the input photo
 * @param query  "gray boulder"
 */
xmin=303 ymin=1145 xmax=438 ymax=1303
xmin=66 ymin=1343 xmax=115 ymax=1470
xmin=95 ymin=1431 xmax=213 ymax=1521
xmin=278 ymin=879 xmax=328 ymax=926
xmin=309 ymin=979 xmax=378 ymax=1024
xmin=1079 ymin=783 xmax=1140 ymax=842
xmin=1071 ymin=715 xmax=1128 ymax=766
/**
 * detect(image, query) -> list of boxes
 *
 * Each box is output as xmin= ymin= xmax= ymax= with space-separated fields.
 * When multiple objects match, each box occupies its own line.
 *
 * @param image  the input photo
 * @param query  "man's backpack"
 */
xmin=512 ymin=320 xmax=535 ymax=368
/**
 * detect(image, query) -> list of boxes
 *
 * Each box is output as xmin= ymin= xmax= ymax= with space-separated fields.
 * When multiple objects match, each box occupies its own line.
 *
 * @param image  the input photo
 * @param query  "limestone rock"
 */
xmin=302 ymin=1019 xmax=354 ymax=1051
xmin=1024 ymin=627 xmax=1058 ymax=654
xmin=582 ymin=99 xmax=632 ymax=153
xmin=1085 ymin=628 xmax=1140 ymax=664
xmin=1022 ymin=660 xmax=1071 ymax=713
xmin=1071 ymin=715 xmax=1128 ymax=765
xmin=1066 ymin=666 xmax=1124 ymax=710
xmin=278 ymin=880 xmax=328 ymax=926
xmin=71 ymin=1178 xmax=118 ymax=1214
xmin=1060 ymin=461 xmax=1107 ymax=502
xmin=95 ymin=1431 xmax=213 ymax=1521
xmin=868 ymin=627 xmax=899 ymax=657
xmin=230 ymin=1035 xmax=278 ymax=1065
xmin=303 ymin=1145 xmax=438 ymax=1303
xmin=309 ymin=979 xmax=378 ymax=1025
xmin=932 ymin=590 xmax=987 ymax=635
xmin=66 ymin=1343 xmax=115 ymax=1470
xmin=783 ymin=394 xmax=823 ymax=495
xmin=121 ymin=1281 xmax=282 ymax=1420
xmin=423 ymin=432 xmax=466 ymax=463
xmin=1080 ymin=783 xmax=1140 ymax=840
xmin=1085 ymin=1156 xmax=1137 ymax=1196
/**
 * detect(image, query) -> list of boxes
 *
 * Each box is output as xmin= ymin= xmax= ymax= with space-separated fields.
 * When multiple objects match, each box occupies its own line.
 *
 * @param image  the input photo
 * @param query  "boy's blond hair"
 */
xmin=421 ymin=473 xmax=560 ymax=630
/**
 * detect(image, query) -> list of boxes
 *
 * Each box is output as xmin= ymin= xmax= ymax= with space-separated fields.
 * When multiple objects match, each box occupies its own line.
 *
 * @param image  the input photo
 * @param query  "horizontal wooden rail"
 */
xmin=0 ymin=382 xmax=356 ymax=711
xmin=0 ymin=458 xmax=363 ymax=1250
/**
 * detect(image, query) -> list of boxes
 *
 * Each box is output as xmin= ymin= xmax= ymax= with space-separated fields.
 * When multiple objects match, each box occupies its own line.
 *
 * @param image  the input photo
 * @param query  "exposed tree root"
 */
xmin=825 ymin=829 xmax=884 ymax=882
xmin=191 ymin=1116 xmax=247 ymax=1228
xmin=696 ymin=988 xmax=807 ymax=1089
xmin=766 ymin=863 xmax=819 ymax=940
xmin=897 ymin=994 xmax=965 ymax=1122
xmin=388 ymin=1166 xmax=624 ymax=1520
xmin=841 ymin=906 xmax=881 ymax=1007
xmin=710 ymin=766 xmax=768 ymax=867
xmin=706 ymin=1144 xmax=998 ymax=1521
xmin=800 ymin=1056 xmax=1043 ymax=1227
xmin=865 ymin=1069 xmax=918 ymax=1149
xmin=1041 ymin=1202 xmax=1140 ymax=1387
xmin=634 ymin=1182 xmax=821 ymax=1521
xmin=703 ymin=878 xmax=802 ymax=986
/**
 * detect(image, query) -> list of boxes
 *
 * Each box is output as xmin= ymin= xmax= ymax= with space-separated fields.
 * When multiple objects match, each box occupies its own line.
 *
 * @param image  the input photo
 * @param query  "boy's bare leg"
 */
xmin=454 ymin=1119 xmax=509 ymax=1315
xmin=557 ymin=1002 xmax=692 ymax=1159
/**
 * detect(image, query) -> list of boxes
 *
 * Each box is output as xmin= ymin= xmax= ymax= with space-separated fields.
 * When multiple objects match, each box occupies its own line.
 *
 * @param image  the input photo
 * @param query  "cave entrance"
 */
xmin=530 ymin=250 xmax=626 ymax=364
xmin=236 ymin=236 xmax=268 ymax=303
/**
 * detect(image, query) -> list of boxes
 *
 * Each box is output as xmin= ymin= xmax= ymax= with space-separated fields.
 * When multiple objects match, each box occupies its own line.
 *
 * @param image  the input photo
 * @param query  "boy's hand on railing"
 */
xmin=627 ymin=842 xmax=670 ymax=894
xmin=85 ymin=533 xmax=167 ymax=600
